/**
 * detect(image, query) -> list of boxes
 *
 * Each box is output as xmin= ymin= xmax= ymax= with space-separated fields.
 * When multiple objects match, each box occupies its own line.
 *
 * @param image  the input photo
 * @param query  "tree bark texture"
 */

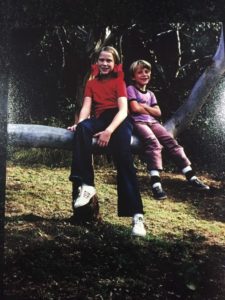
xmin=165 ymin=25 xmax=225 ymax=137
xmin=7 ymin=124 xmax=143 ymax=154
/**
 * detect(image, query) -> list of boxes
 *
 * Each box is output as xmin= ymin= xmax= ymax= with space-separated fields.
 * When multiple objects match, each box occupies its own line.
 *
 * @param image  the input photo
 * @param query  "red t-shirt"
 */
xmin=84 ymin=76 xmax=127 ymax=118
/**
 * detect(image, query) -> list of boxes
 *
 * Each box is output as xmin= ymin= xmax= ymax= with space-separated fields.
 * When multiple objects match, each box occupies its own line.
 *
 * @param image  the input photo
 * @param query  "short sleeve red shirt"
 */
xmin=84 ymin=76 xmax=127 ymax=118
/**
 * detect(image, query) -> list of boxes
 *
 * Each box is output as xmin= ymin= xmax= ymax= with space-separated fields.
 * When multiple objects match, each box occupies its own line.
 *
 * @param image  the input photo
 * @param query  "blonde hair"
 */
xmin=129 ymin=59 xmax=152 ymax=77
xmin=96 ymin=46 xmax=120 ymax=64
xmin=88 ymin=46 xmax=121 ymax=80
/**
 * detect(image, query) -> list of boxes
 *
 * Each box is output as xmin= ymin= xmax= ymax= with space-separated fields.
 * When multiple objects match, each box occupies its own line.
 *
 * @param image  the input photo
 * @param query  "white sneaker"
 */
xmin=73 ymin=184 xmax=96 ymax=208
xmin=132 ymin=214 xmax=146 ymax=237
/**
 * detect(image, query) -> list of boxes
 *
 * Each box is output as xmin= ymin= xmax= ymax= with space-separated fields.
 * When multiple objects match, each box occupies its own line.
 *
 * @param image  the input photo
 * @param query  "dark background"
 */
xmin=3 ymin=0 xmax=225 ymax=175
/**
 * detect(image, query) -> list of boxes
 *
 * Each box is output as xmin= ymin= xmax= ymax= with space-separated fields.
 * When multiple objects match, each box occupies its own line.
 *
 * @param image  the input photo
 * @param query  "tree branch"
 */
xmin=8 ymin=124 xmax=143 ymax=154
xmin=164 ymin=24 xmax=225 ymax=137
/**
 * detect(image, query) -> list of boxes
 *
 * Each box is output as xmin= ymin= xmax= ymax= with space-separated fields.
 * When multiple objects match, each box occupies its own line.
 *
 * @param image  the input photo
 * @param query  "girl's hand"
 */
xmin=67 ymin=124 xmax=77 ymax=131
xmin=94 ymin=129 xmax=112 ymax=147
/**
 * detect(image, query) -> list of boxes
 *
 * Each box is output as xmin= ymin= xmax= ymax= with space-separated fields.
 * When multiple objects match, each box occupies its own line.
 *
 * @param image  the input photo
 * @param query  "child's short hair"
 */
xmin=129 ymin=60 xmax=152 ymax=77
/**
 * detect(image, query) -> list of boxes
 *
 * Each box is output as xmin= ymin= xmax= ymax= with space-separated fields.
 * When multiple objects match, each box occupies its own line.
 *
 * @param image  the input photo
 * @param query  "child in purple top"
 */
xmin=127 ymin=59 xmax=209 ymax=200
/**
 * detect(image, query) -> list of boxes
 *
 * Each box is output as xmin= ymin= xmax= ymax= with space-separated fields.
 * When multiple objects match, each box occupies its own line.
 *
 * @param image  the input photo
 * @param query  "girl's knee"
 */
xmin=76 ymin=119 xmax=93 ymax=133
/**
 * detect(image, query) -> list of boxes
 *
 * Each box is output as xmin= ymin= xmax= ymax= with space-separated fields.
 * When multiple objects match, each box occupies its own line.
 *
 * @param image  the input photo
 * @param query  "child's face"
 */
xmin=97 ymin=51 xmax=115 ymax=75
xmin=133 ymin=66 xmax=151 ymax=88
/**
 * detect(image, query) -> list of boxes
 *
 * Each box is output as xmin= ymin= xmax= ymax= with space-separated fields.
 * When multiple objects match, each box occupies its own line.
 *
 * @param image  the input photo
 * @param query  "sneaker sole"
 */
xmin=132 ymin=231 xmax=147 ymax=237
xmin=188 ymin=185 xmax=210 ymax=191
xmin=153 ymin=195 xmax=167 ymax=200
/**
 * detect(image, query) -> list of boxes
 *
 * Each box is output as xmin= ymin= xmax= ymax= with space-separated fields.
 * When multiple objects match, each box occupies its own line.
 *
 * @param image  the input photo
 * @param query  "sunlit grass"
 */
xmin=6 ymin=163 xmax=225 ymax=245
xmin=4 ymin=163 xmax=225 ymax=299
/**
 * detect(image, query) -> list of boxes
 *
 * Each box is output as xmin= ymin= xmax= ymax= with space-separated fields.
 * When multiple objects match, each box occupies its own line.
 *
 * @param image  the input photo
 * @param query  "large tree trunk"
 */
xmin=164 ymin=25 xmax=225 ymax=137
xmin=7 ymin=124 xmax=143 ymax=154
xmin=0 ymin=4 xmax=9 ymax=296
xmin=0 ymin=70 xmax=8 ymax=299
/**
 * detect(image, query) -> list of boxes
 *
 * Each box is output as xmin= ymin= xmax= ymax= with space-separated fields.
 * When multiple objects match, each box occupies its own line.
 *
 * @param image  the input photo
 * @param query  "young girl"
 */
xmin=127 ymin=59 xmax=210 ymax=200
xmin=67 ymin=47 xmax=146 ymax=236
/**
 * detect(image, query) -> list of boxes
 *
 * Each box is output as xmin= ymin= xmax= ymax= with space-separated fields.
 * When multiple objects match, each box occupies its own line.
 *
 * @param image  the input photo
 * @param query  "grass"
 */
xmin=4 ymin=161 xmax=225 ymax=299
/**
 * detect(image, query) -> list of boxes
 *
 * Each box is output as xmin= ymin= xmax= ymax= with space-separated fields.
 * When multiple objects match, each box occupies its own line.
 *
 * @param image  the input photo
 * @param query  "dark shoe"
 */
xmin=152 ymin=185 xmax=167 ymax=200
xmin=188 ymin=178 xmax=210 ymax=190
xmin=72 ymin=184 xmax=81 ymax=214
xmin=72 ymin=184 xmax=80 ymax=199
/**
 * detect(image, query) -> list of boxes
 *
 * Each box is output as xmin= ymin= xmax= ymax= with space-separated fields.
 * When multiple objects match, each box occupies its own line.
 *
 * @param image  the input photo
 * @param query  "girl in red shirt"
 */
xmin=68 ymin=46 xmax=145 ymax=237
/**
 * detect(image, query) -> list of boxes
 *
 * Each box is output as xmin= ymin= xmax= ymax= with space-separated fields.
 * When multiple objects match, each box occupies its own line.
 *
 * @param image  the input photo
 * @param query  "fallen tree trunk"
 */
xmin=7 ymin=123 xmax=143 ymax=154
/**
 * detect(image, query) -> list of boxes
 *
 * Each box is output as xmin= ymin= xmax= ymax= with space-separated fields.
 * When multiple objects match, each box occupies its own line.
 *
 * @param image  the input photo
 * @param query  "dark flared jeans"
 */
xmin=69 ymin=109 xmax=143 ymax=217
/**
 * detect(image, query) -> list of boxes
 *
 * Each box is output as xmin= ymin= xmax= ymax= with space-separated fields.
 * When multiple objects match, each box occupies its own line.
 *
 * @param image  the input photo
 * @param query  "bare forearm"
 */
xmin=78 ymin=107 xmax=90 ymax=123
xmin=93 ymin=107 xmax=127 ymax=147
xmin=106 ymin=109 xmax=127 ymax=134
xmin=77 ymin=97 xmax=92 ymax=123
xmin=143 ymin=104 xmax=161 ymax=117
xmin=67 ymin=97 xmax=92 ymax=131
xmin=131 ymin=104 xmax=148 ymax=115
xmin=130 ymin=102 xmax=161 ymax=117
xmin=105 ymin=97 xmax=127 ymax=133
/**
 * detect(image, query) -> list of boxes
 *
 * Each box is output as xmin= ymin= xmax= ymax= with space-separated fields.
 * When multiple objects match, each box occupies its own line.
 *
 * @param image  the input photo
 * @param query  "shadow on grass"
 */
xmin=137 ymin=172 xmax=225 ymax=224
xmin=4 ymin=214 xmax=225 ymax=300
xmin=162 ymin=176 xmax=225 ymax=224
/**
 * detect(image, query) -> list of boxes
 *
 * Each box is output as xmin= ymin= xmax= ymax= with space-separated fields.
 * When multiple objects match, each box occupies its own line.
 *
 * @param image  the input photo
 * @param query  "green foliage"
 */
xmin=8 ymin=23 xmax=222 ymax=125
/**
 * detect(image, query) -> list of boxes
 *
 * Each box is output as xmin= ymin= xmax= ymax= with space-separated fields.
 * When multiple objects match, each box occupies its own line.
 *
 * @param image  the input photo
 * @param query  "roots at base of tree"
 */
xmin=68 ymin=195 xmax=102 ymax=224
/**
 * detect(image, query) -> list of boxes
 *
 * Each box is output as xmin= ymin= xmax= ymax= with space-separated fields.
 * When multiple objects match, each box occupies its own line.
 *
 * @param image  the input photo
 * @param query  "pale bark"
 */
xmin=7 ymin=124 xmax=142 ymax=154
xmin=164 ymin=26 xmax=225 ymax=137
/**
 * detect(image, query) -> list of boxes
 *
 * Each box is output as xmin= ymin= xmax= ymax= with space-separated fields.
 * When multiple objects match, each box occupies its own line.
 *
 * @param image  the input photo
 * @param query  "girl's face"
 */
xmin=133 ymin=66 xmax=151 ymax=89
xmin=97 ymin=51 xmax=115 ymax=75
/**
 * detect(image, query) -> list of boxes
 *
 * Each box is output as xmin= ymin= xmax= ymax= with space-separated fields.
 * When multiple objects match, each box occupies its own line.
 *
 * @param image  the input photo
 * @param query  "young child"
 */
xmin=127 ymin=59 xmax=210 ymax=200
xmin=67 ymin=47 xmax=146 ymax=236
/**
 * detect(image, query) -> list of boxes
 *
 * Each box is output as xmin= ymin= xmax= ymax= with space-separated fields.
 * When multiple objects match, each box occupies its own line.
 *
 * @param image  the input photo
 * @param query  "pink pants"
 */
xmin=134 ymin=121 xmax=191 ymax=171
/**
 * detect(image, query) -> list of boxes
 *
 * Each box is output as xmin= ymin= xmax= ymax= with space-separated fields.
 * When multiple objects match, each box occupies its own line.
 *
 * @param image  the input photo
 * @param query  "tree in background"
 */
xmin=7 ymin=17 xmax=225 ymax=174
xmin=8 ymin=23 xmax=221 ymax=124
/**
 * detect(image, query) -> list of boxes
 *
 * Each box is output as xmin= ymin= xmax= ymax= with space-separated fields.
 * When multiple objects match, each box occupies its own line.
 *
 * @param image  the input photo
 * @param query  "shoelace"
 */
xmin=134 ymin=217 xmax=143 ymax=224
xmin=82 ymin=190 xmax=92 ymax=199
